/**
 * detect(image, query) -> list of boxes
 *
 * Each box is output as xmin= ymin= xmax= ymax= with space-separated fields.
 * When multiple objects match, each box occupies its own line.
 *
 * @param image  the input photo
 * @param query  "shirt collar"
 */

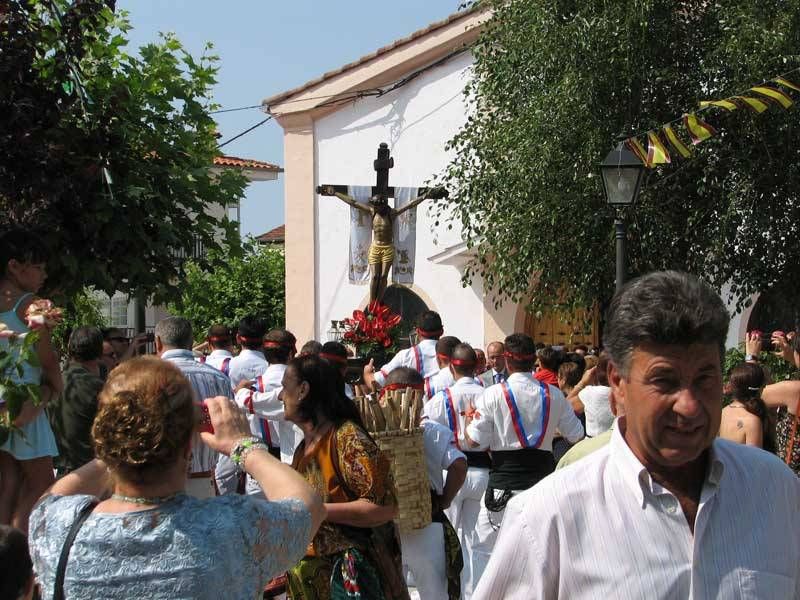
xmin=208 ymin=349 xmax=232 ymax=358
xmin=418 ymin=338 xmax=437 ymax=348
xmin=610 ymin=417 xmax=726 ymax=506
xmin=506 ymin=371 xmax=534 ymax=384
xmin=266 ymin=363 xmax=287 ymax=375
xmin=161 ymin=349 xmax=195 ymax=361
xmin=239 ymin=348 xmax=265 ymax=359
xmin=454 ymin=376 xmax=481 ymax=387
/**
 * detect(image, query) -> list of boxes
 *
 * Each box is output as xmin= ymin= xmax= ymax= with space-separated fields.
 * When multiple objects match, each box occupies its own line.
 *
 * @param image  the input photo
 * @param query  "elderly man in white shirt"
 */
xmin=423 ymin=343 xmax=489 ymax=599
xmin=476 ymin=271 xmax=800 ymax=599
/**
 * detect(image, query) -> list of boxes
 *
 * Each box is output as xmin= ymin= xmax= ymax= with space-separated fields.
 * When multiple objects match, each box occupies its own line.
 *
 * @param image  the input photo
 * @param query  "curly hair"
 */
xmin=92 ymin=356 xmax=195 ymax=484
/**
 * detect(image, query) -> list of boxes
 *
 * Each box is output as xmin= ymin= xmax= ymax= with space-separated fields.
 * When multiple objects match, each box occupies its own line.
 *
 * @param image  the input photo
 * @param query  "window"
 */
xmin=110 ymin=295 xmax=129 ymax=328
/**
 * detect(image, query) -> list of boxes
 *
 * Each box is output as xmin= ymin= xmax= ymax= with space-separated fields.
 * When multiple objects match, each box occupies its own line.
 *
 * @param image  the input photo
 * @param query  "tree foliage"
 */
xmin=51 ymin=289 xmax=108 ymax=357
xmin=439 ymin=0 xmax=800 ymax=312
xmin=0 ymin=1 xmax=247 ymax=304
xmin=169 ymin=243 xmax=286 ymax=341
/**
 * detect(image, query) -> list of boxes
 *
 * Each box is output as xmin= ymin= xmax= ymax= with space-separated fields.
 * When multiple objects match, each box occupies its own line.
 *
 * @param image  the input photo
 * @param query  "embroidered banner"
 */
xmin=392 ymin=187 xmax=419 ymax=284
xmin=347 ymin=185 xmax=372 ymax=285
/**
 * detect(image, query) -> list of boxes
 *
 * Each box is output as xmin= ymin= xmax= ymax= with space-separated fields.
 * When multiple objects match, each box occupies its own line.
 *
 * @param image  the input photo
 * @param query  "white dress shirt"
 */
xmin=467 ymin=372 xmax=583 ymax=451
xmin=203 ymin=349 xmax=233 ymax=373
xmin=228 ymin=349 xmax=267 ymax=388
xmin=475 ymin=422 xmax=800 ymax=599
xmin=374 ymin=339 xmax=438 ymax=386
xmin=424 ymin=376 xmax=487 ymax=451
xmin=424 ymin=366 xmax=455 ymax=400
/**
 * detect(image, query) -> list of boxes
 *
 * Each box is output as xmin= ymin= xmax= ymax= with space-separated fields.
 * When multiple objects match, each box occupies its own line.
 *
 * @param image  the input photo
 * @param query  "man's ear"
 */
xmin=608 ymin=360 xmax=626 ymax=404
xmin=155 ymin=336 xmax=164 ymax=355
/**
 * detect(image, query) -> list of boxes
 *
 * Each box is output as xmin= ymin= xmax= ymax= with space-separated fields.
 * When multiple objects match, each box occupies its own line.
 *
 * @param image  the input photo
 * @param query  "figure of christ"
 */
xmin=320 ymin=186 xmax=442 ymax=303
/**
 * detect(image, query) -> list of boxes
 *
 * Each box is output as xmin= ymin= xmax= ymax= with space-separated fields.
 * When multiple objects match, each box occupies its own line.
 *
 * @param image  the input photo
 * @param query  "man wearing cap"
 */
xmin=366 ymin=310 xmax=444 ymax=387
xmin=464 ymin=333 xmax=584 ymax=578
xmin=423 ymin=336 xmax=461 ymax=400
xmin=200 ymin=324 xmax=234 ymax=373
xmin=475 ymin=272 xmax=800 ymax=599
xmin=423 ymin=343 xmax=490 ymax=599
xmin=478 ymin=341 xmax=507 ymax=388
xmin=227 ymin=315 xmax=268 ymax=387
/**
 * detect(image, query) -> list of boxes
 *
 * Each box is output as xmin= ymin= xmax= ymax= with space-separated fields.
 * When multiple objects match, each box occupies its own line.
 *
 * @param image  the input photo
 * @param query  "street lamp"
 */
xmin=600 ymin=141 xmax=645 ymax=291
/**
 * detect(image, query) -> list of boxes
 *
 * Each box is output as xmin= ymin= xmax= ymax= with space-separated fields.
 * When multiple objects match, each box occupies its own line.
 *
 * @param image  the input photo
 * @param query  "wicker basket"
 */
xmin=373 ymin=427 xmax=431 ymax=532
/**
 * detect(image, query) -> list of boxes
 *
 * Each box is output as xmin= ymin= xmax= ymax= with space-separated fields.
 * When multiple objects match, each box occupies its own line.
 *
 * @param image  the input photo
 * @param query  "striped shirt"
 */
xmin=475 ymin=422 xmax=800 ymax=599
xmin=162 ymin=349 xmax=234 ymax=474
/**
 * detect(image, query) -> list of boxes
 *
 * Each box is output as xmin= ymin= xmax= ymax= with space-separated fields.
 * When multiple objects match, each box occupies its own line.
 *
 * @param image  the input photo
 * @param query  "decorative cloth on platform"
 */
xmin=348 ymin=185 xmax=373 ymax=284
xmin=391 ymin=186 xmax=419 ymax=284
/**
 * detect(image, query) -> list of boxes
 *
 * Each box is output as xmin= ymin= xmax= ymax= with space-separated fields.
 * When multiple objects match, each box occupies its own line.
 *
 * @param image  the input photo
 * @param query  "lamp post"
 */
xmin=600 ymin=141 xmax=645 ymax=292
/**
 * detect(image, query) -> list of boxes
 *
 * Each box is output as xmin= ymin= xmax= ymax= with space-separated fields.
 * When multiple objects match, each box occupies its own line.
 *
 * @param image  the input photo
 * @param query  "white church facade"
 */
xmin=265 ymin=7 xmax=761 ymax=350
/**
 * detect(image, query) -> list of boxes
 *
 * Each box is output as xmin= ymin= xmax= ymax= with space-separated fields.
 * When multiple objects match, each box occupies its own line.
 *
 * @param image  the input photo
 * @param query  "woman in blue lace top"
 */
xmin=28 ymin=357 xmax=325 ymax=599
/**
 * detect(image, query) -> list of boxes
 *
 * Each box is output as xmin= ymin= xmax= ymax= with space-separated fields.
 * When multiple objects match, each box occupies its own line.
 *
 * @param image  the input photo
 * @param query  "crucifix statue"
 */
xmin=317 ymin=143 xmax=446 ymax=304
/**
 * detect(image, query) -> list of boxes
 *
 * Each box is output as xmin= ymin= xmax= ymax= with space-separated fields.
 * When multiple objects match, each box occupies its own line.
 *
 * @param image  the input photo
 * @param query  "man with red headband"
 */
xmin=200 ymin=324 xmax=234 ymax=373
xmin=233 ymin=328 xmax=301 ymax=470
xmin=463 ymin=333 xmax=583 ymax=575
xmin=228 ymin=316 xmax=267 ymax=386
xmin=423 ymin=336 xmax=461 ymax=400
xmin=367 ymin=310 xmax=444 ymax=388
xmin=319 ymin=341 xmax=353 ymax=398
xmin=423 ymin=343 xmax=489 ymax=599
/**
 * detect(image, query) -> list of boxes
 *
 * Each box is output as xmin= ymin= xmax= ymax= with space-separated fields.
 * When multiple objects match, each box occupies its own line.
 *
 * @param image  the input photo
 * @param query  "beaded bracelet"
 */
xmin=230 ymin=437 xmax=267 ymax=468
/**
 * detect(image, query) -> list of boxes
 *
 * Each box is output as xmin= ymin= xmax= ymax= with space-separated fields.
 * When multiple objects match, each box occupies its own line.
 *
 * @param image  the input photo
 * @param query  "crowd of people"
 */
xmin=1 ymin=226 xmax=799 ymax=599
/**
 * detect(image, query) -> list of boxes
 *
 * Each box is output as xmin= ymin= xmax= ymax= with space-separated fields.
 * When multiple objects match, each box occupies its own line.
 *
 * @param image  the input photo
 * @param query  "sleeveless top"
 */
xmin=0 ymin=292 xmax=41 ymax=384
xmin=775 ymin=407 xmax=800 ymax=476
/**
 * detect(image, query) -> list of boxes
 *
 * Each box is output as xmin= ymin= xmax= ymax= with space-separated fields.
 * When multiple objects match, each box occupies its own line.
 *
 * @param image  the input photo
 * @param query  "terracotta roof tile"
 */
xmin=213 ymin=155 xmax=283 ymax=172
xmin=255 ymin=224 xmax=285 ymax=243
xmin=263 ymin=6 xmax=481 ymax=108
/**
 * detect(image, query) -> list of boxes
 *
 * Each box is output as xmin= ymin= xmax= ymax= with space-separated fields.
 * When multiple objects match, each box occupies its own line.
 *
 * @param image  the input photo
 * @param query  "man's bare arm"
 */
xmin=318 ymin=185 xmax=371 ymax=213
xmin=393 ymin=187 xmax=447 ymax=216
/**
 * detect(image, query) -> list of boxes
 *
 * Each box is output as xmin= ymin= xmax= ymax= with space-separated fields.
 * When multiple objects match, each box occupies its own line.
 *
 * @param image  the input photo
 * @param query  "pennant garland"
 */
xmin=623 ymin=69 xmax=800 ymax=169
xmin=683 ymin=113 xmax=717 ymax=145
xmin=646 ymin=132 xmax=670 ymax=165
xmin=663 ymin=125 xmax=692 ymax=158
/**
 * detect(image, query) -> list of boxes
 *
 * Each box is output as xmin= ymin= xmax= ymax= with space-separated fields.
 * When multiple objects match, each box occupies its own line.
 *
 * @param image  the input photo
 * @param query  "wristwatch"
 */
xmin=745 ymin=354 xmax=757 ymax=362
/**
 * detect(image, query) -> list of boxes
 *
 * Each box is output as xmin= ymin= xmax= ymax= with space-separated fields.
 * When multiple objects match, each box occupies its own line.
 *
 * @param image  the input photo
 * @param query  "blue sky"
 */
xmin=118 ymin=1 xmax=459 ymax=238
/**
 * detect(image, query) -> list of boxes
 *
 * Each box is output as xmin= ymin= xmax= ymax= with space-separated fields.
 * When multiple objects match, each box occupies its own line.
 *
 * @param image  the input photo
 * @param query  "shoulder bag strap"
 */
xmin=53 ymin=500 xmax=97 ymax=600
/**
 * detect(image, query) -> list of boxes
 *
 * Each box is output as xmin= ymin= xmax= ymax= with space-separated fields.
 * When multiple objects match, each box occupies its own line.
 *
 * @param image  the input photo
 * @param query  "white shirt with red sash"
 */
xmin=374 ymin=338 xmax=438 ymax=387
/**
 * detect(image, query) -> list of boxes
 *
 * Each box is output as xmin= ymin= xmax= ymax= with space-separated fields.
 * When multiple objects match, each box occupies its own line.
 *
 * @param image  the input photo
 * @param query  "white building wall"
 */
xmin=313 ymin=52 xmax=484 ymax=343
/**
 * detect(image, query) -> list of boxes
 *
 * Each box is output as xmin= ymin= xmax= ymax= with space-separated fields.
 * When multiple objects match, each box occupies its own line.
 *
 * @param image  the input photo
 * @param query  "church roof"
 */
xmin=262 ymin=5 xmax=485 ymax=109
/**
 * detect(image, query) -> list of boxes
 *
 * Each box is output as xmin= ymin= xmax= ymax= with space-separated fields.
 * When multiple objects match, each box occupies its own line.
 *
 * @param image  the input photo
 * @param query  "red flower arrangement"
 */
xmin=341 ymin=301 xmax=402 ymax=357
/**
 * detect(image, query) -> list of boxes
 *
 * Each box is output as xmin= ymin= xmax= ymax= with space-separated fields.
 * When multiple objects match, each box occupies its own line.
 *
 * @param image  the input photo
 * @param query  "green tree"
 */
xmin=439 ymin=0 xmax=800 ymax=312
xmin=51 ymin=289 xmax=108 ymax=357
xmin=0 ymin=1 xmax=247 ymax=304
xmin=170 ymin=243 xmax=286 ymax=340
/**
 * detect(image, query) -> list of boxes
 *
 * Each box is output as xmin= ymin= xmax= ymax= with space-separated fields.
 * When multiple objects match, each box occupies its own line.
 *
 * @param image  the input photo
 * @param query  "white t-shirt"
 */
xmin=421 ymin=420 xmax=466 ymax=494
xmin=579 ymin=385 xmax=614 ymax=437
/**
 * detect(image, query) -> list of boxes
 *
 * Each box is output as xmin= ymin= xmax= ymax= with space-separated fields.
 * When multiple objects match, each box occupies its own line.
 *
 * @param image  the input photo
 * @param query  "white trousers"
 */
xmin=401 ymin=522 xmax=448 ymax=600
xmin=445 ymin=467 xmax=489 ymax=600
xmin=472 ymin=488 xmax=521 ymax=592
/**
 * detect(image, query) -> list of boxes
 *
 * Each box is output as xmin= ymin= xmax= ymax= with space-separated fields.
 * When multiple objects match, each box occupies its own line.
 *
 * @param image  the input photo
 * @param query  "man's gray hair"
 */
xmin=155 ymin=316 xmax=193 ymax=350
xmin=604 ymin=271 xmax=730 ymax=377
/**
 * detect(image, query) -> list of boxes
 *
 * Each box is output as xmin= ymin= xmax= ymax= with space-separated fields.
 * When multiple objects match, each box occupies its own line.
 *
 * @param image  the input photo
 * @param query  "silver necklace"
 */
xmin=111 ymin=491 xmax=184 ymax=505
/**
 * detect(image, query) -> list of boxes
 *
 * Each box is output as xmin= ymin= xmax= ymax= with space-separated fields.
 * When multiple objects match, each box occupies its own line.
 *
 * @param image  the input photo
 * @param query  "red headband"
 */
xmin=319 ymin=352 xmax=347 ymax=365
xmin=504 ymin=351 xmax=536 ymax=361
xmin=436 ymin=352 xmax=451 ymax=361
xmin=239 ymin=335 xmax=263 ymax=343
xmin=417 ymin=327 xmax=443 ymax=338
xmin=380 ymin=382 xmax=424 ymax=399
xmin=450 ymin=358 xmax=475 ymax=367
xmin=263 ymin=340 xmax=295 ymax=350
xmin=207 ymin=336 xmax=231 ymax=343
